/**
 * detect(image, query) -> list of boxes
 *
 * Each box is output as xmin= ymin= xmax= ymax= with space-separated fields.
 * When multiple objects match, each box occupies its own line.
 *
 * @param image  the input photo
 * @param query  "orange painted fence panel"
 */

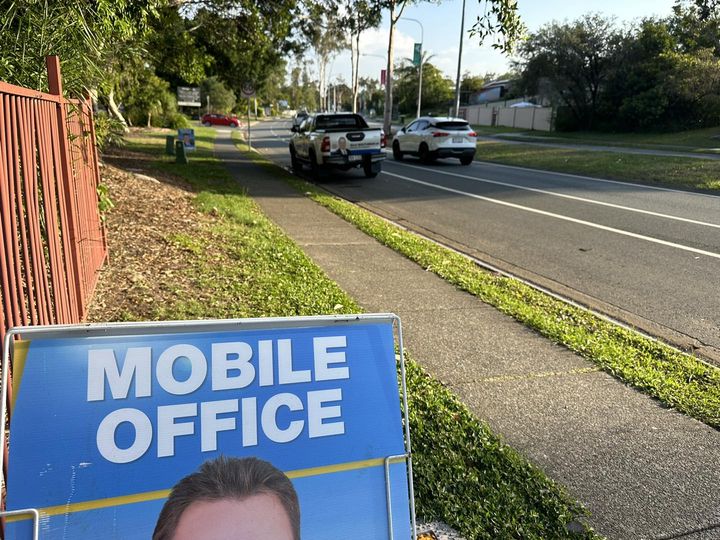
xmin=0 ymin=57 xmax=107 ymax=510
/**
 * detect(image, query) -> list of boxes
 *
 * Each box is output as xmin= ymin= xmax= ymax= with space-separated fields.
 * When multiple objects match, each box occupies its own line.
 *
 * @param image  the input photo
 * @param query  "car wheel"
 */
xmin=309 ymin=150 xmax=321 ymax=181
xmin=202 ymin=121 xmax=211 ymax=127
xmin=419 ymin=143 xmax=433 ymax=164
xmin=363 ymin=156 xmax=380 ymax=178
xmin=392 ymin=140 xmax=404 ymax=161
xmin=290 ymin=146 xmax=302 ymax=173
xmin=460 ymin=155 xmax=474 ymax=166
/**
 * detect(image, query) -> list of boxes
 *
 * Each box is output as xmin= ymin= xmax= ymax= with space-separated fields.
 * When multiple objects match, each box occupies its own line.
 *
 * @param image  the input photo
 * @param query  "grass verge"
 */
xmin=113 ymin=129 xmax=598 ymax=539
xmin=474 ymin=140 xmax=720 ymax=191
xmin=230 ymin=136 xmax=720 ymax=432
xmin=475 ymin=125 xmax=720 ymax=151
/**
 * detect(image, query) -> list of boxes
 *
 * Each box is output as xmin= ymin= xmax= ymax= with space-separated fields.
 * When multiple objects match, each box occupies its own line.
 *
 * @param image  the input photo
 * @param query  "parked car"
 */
xmin=289 ymin=113 xmax=386 ymax=179
xmin=201 ymin=113 xmax=240 ymax=128
xmin=392 ymin=116 xmax=477 ymax=165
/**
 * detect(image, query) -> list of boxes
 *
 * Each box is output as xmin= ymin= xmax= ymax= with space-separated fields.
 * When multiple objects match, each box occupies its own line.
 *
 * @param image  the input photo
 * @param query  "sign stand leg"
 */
xmin=0 ymin=508 xmax=40 ymax=539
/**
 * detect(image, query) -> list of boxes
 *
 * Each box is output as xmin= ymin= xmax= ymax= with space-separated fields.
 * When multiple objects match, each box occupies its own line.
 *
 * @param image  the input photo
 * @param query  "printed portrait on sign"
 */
xmin=332 ymin=136 xmax=350 ymax=159
xmin=153 ymin=456 xmax=300 ymax=540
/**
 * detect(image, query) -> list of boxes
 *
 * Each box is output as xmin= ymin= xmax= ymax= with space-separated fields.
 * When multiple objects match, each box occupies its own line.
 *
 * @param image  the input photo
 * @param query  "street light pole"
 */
xmin=400 ymin=17 xmax=424 ymax=118
xmin=454 ymin=0 xmax=467 ymax=117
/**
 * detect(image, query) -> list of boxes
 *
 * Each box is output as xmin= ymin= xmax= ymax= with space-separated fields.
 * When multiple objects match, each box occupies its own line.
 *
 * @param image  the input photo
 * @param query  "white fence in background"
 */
xmin=459 ymin=104 xmax=554 ymax=131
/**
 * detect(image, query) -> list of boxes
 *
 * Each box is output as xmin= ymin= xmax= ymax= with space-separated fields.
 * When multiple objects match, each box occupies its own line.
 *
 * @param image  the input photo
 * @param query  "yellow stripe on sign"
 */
xmin=7 ymin=489 xmax=172 ymax=520
xmin=6 ymin=457 xmax=392 ymax=522
xmin=11 ymin=340 xmax=30 ymax=411
xmin=285 ymin=457 xmax=385 ymax=479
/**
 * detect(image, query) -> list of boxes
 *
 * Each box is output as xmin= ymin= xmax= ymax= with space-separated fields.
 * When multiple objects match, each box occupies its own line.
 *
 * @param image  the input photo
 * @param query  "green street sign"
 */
xmin=413 ymin=43 xmax=422 ymax=66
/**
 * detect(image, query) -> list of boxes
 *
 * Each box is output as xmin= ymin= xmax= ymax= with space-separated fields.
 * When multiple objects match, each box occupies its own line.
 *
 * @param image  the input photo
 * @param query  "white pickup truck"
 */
xmin=289 ymin=113 xmax=386 ymax=179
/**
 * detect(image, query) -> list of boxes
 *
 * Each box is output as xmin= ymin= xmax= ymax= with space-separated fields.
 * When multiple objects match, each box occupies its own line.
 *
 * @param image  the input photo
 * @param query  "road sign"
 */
xmin=413 ymin=43 xmax=422 ymax=66
xmin=241 ymin=83 xmax=256 ymax=99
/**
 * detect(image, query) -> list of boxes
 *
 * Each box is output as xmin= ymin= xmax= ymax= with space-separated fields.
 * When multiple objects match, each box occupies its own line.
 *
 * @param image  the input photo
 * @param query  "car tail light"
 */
xmin=468 ymin=131 xmax=477 ymax=137
xmin=381 ymin=131 xmax=386 ymax=148
xmin=321 ymin=136 xmax=330 ymax=152
xmin=432 ymin=131 xmax=450 ymax=137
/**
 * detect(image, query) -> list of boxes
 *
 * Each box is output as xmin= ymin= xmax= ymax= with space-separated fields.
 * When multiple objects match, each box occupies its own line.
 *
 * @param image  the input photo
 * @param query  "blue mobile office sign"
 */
xmin=178 ymin=128 xmax=195 ymax=151
xmin=1 ymin=315 xmax=415 ymax=539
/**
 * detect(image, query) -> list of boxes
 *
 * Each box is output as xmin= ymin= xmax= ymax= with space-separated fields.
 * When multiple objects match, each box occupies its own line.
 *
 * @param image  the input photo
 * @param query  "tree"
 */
xmin=516 ymin=14 xmax=623 ymax=129
xmin=337 ymin=0 xmax=383 ymax=112
xmin=394 ymin=60 xmax=453 ymax=114
xmin=200 ymin=76 xmax=236 ymax=114
xmin=147 ymin=6 xmax=212 ymax=88
xmin=0 ymin=0 xmax=162 ymax=131
xmin=301 ymin=66 xmax=319 ymax=111
xmin=670 ymin=0 xmax=720 ymax=54
xmin=459 ymin=72 xmax=487 ymax=105
xmin=0 ymin=0 xmax=160 ymax=96
xmin=359 ymin=76 xmax=384 ymax=114
xmin=469 ymin=0 xmax=525 ymax=54
xmin=303 ymin=5 xmax=348 ymax=111
xmin=600 ymin=19 xmax=678 ymax=130
xmin=177 ymin=1 xmax=309 ymax=107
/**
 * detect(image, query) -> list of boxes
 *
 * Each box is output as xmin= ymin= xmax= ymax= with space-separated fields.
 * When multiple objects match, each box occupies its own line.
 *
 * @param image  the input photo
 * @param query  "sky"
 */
xmin=313 ymin=0 xmax=678 ymax=86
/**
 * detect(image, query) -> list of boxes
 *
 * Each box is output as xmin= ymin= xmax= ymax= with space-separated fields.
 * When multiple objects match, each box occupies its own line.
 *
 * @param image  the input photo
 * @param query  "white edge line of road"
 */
xmin=391 ymin=161 xmax=720 ymax=230
xmin=382 ymin=170 xmax=720 ymax=260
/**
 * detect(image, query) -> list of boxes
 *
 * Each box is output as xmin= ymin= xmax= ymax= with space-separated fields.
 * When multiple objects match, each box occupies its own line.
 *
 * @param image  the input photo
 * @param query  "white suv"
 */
xmin=392 ymin=116 xmax=477 ymax=165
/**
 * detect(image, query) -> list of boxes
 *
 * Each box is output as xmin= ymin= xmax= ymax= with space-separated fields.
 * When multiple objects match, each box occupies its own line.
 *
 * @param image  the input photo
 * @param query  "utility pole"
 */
xmin=383 ymin=2 xmax=397 ymax=138
xmin=454 ymin=0 xmax=467 ymax=117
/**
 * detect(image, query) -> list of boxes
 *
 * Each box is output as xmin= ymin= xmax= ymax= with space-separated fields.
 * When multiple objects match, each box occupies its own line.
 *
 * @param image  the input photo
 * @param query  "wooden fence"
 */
xmin=0 ymin=56 xmax=107 ymax=508
xmin=460 ymin=104 xmax=555 ymax=131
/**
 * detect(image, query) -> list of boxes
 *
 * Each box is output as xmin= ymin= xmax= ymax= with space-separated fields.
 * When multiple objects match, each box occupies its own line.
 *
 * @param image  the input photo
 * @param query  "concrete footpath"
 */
xmin=214 ymin=133 xmax=720 ymax=539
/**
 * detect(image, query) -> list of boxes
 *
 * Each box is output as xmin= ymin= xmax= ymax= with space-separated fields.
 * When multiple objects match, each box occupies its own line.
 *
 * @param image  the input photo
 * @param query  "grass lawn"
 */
xmin=470 ymin=122 xmax=720 ymax=151
xmin=100 ymin=128 xmax=599 ymax=539
xmin=475 ymin=140 xmax=720 ymax=191
xmin=491 ymin=125 xmax=720 ymax=151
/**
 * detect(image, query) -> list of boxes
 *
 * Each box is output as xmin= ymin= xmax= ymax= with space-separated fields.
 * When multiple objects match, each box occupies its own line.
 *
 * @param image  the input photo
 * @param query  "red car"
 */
xmin=201 ymin=113 xmax=240 ymax=128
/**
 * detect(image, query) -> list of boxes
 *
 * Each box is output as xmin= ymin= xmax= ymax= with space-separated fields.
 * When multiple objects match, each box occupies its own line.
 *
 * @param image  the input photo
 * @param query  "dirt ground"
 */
xmin=85 ymin=150 xmax=213 ymax=322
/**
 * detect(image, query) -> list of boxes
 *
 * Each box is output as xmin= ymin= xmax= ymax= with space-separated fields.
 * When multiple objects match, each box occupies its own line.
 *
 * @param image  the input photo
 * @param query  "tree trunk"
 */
xmin=107 ymin=89 xmax=129 ymax=132
xmin=318 ymin=53 xmax=327 ymax=112
xmin=383 ymin=2 xmax=396 ymax=138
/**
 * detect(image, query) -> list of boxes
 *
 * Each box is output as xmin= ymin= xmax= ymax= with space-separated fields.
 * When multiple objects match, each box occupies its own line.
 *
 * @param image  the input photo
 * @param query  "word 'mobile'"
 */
xmin=88 ymin=337 xmax=349 ymax=463
xmin=3 ymin=316 xmax=414 ymax=540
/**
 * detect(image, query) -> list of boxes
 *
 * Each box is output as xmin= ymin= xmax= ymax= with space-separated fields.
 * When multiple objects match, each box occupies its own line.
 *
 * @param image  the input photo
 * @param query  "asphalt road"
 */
xmin=236 ymin=118 xmax=720 ymax=363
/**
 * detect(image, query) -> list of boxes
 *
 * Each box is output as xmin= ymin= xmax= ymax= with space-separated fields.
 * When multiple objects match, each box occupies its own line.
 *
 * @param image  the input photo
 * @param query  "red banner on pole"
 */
xmin=381 ymin=69 xmax=386 ymax=86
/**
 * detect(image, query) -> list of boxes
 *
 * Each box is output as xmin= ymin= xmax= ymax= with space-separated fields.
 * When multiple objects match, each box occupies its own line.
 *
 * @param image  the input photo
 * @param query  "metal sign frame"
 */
xmin=1 ymin=314 xmax=416 ymax=540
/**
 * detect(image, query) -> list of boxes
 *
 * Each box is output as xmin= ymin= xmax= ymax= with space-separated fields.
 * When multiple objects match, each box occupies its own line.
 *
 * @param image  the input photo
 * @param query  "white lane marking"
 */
xmin=270 ymin=122 xmax=293 ymax=141
xmin=383 ymin=170 xmax=720 ymax=260
xmin=216 ymin=129 xmax=232 ymax=134
xmin=392 ymin=161 xmax=720 ymax=229
xmin=470 ymin=157 xmax=720 ymax=199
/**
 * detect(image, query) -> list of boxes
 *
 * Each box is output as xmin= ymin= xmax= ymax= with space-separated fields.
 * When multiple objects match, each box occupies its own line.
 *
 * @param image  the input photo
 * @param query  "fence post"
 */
xmin=46 ymin=56 xmax=83 ymax=320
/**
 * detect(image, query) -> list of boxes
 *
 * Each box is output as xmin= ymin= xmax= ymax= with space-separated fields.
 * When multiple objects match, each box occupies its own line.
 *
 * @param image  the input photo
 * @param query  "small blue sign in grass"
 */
xmin=178 ymin=128 xmax=195 ymax=151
